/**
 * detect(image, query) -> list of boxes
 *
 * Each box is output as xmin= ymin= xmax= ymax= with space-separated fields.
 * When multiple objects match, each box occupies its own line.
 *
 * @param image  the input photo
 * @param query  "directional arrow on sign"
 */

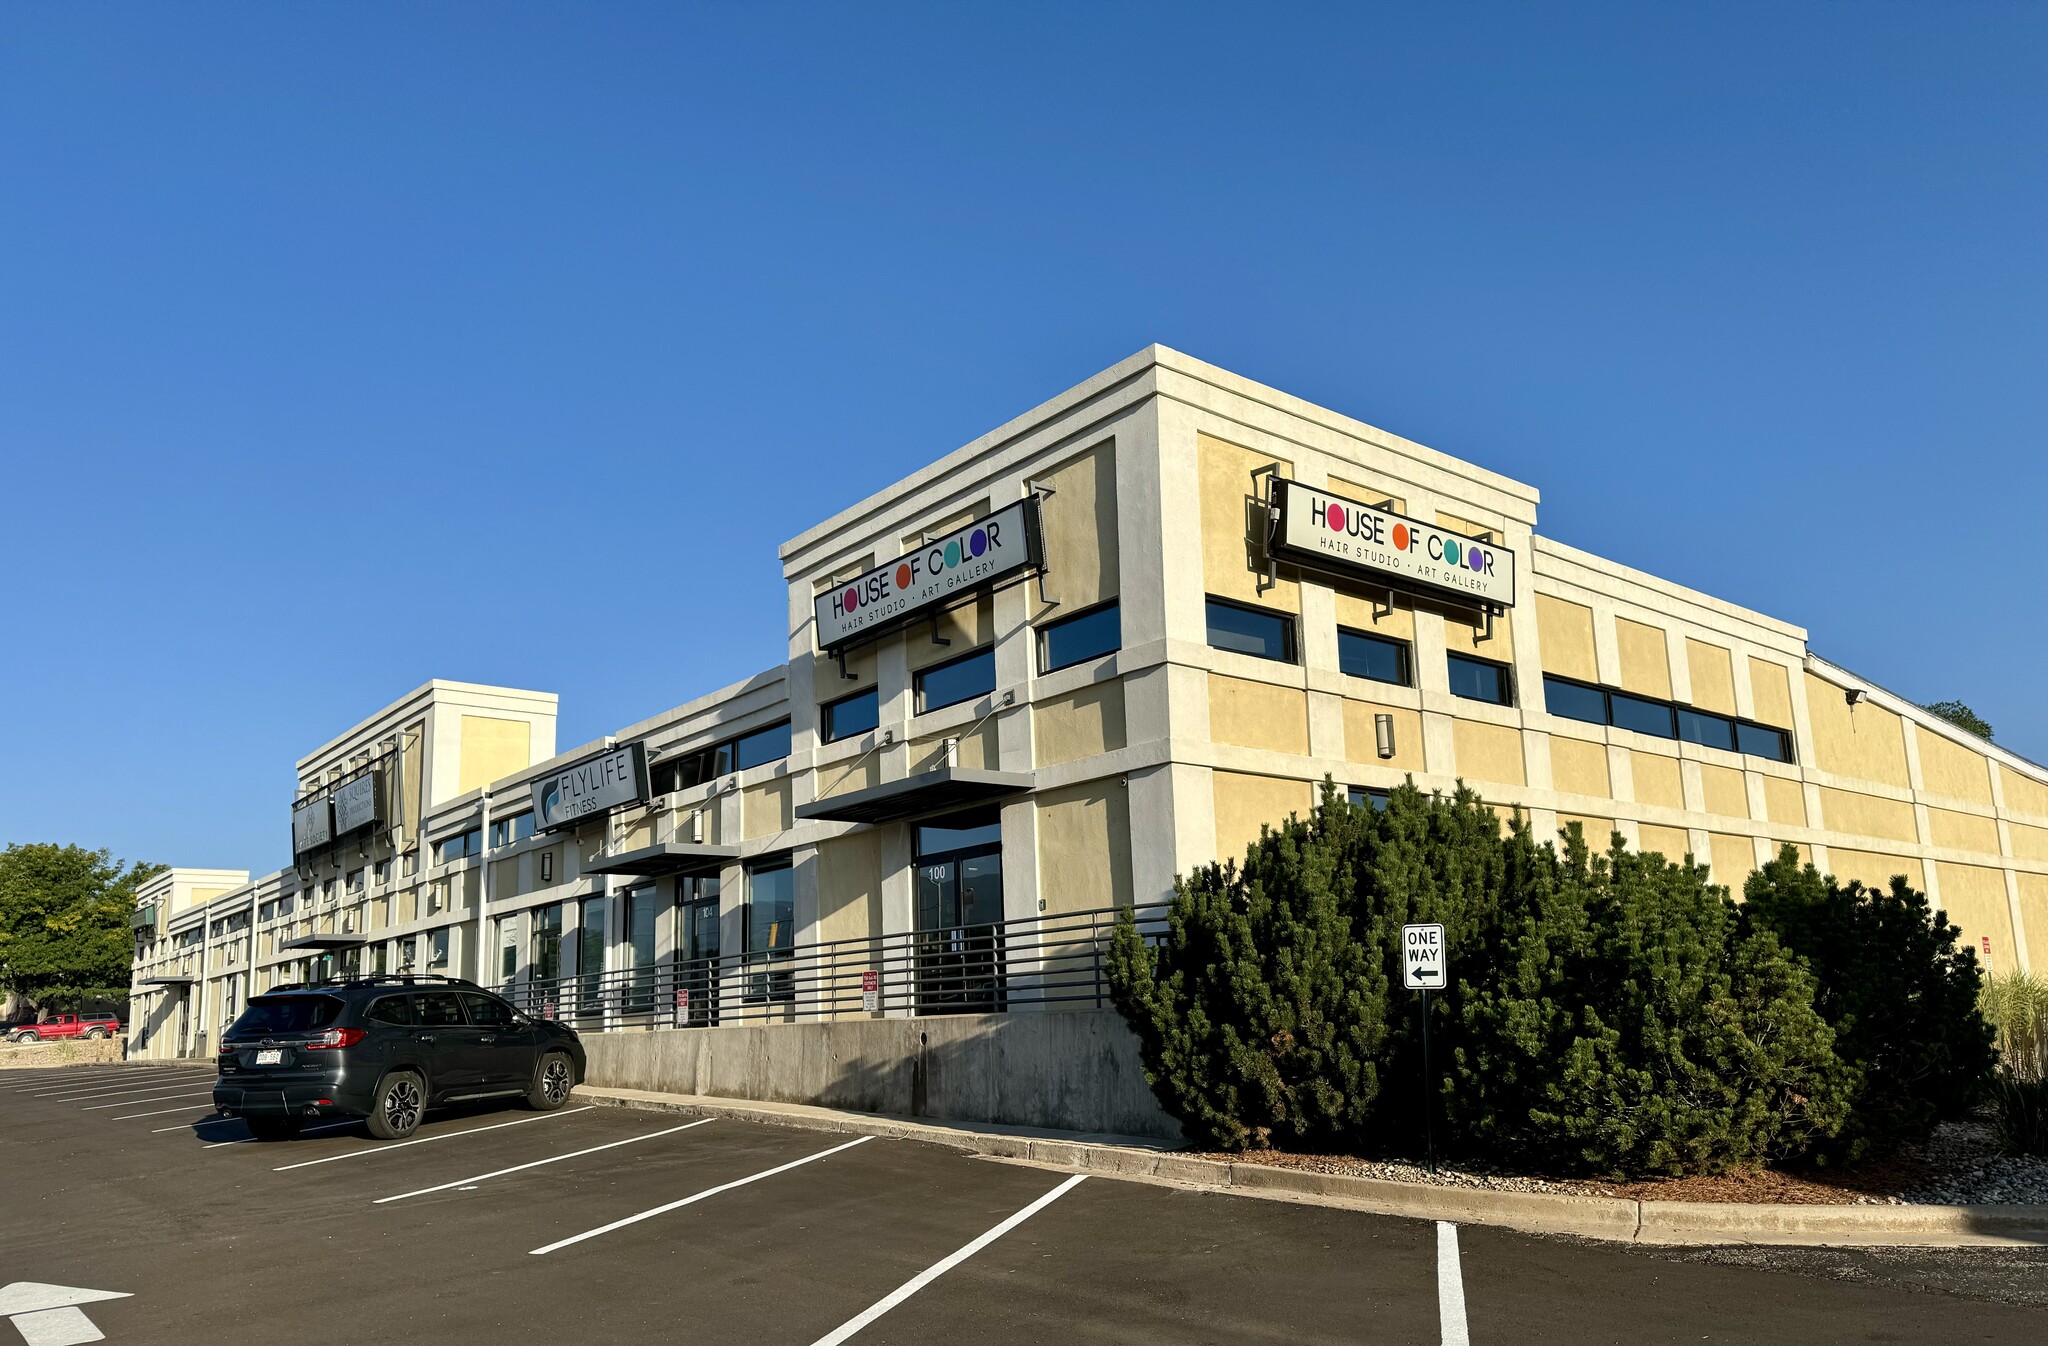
xmin=0 ymin=1284 xmax=131 ymax=1346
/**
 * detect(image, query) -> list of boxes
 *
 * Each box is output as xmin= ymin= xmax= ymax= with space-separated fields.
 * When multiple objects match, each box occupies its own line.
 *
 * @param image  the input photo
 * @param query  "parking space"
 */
xmin=5 ymin=1064 xmax=2048 ymax=1345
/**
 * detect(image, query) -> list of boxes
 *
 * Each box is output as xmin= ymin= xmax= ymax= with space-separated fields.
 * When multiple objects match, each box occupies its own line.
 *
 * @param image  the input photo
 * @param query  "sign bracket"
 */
xmin=833 ymin=648 xmax=858 ymax=682
xmin=1025 ymin=481 xmax=1061 ymax=611
xmin=1249 ymin=465 xmax=1282 ymax=595
xmin=928 ymin=611 xmax=951 ymax=648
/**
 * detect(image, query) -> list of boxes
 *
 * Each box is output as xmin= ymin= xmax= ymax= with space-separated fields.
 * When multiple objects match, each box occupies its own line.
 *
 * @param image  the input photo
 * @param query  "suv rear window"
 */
xmin=230 ymin=996 xmax=344 ymax=1036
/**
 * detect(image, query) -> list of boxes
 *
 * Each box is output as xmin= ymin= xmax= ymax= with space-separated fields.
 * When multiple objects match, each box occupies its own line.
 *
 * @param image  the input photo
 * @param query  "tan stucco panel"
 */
xmin=1915 ymin=729 xmax=1994 ymax=806
xmin=1034 ymin=680 xmax=1128 ymax=768
xmin=1036 ymin=781 xmax=1135 ymax=915
xmin=1342 ymin=698 xmax=1426 ymax=772
xmin=1827 ymin=847 xmax=1925 ymax=892
xmin=1708 ymin=832 xmax=1757 ymax=888
xmin=1535 ymin=595 xmax=1598 ymax=683
xmin=1685 ymin=640 xmax=1737 ymax=716
xmin=1199 ymin=433 xmax=1297 ymax=610
xmin=909 ymin=722 xmax=994 ymax=773
xmin=2008 ymin=821 xmax=2048 ymax=863
xmin=742 ymin=777 xmax=792 ymax=840
xmin=1549 ymin=735 xmax=1610 ymax=798
xmin=816 ymin=832 xmax=882 ymax=944
xmin=1208 ymin=674 xmax=1309 ymax=756
xmin=458 ymin=715 xmax=532 ymax=795
xmin=1031 ymin=441 xmax=1119 ymax=621
xmin=1453 ymin=720 xmax=1525 ymax=787
xmin=2020 ymin=872 xmax=2048 ymax=976
xmin=1818 ymin=787 xmax=1919 ymax=844
xmin=1763 ymin=775 xmax=1807 ymax=827
xmin=1928 ymin=807 xmax=2001 ymax=857
xmin=1333 ymin=588 xmax=1417 ymax=644
xmin=1748 ymin=658 xmax=1795 ymax=730
xmin=1328 ymin=475 xmax=1405 ymax=516
xmin=1443 ymin=605 xmax=1514 ymax=661
xmin=1556 ymin=814 xmax=1614 ymax=848
xmin=2002 ymin=766 xmax=2048 ymax=822
xmin=1934 ymin=862 xmax=2017 ymax=974
xmin=1699 ymin=763 xmax=1749 ymax=820
xmin=816 ymin=753 xmax=879 ymax=800
xmin=909 ymin=594 xmax=994 ymax=673
xmin=1637 ymin=824 xmax=1693 ymax=863
xmin=1211 ymin=771 xmax=1314 ymax=868
xmin=1631 ymin=751 xmax=1684 ymax=811
xmin=1804 ymin=674 xmax=1910 ymax=789
xmin=1615 ymin=618 xmax=1672 ymax=700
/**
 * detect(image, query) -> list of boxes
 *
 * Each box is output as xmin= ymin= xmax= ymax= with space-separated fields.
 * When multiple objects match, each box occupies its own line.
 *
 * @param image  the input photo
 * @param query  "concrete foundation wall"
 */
xmin=581 ymin=1009 xmax=1181 ymax=1141
xmin=0 ymin=1039 xmax=125 ymax=1070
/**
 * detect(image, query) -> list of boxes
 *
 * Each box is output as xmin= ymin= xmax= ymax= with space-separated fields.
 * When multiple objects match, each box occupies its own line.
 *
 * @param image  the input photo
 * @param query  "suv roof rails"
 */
xmin=264 ymin=974 xmax=485 ymax=994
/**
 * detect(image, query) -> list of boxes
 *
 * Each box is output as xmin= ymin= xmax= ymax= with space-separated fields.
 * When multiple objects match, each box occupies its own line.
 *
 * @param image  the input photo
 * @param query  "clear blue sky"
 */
xmin=3 ymin=3 xmax=2043 ymax=873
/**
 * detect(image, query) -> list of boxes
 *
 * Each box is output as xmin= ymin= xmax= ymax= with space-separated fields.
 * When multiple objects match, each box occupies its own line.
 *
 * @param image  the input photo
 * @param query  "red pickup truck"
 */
xmin=6 ymin=1013 xmax=122 ymax=1043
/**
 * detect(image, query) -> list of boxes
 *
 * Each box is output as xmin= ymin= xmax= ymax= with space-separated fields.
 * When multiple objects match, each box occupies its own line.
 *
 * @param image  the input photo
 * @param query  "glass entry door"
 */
xmin=624 ymin=888 xmax=659 ymax=1015
xmin=675 ymin=876 xmax=720 ymax=1027
xmin=914 ymin=811 xmax=1006 ymax=1013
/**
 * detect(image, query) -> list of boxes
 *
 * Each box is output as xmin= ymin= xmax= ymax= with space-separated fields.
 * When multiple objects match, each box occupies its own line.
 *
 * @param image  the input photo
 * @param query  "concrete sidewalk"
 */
xmin=575 ymin=1084 xmax=2048 ymax=1248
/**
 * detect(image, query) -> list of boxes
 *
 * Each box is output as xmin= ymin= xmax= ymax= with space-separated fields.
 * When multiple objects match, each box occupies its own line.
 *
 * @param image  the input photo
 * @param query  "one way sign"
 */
xmin=1401 ymin=923 xmax=1447 ymax=990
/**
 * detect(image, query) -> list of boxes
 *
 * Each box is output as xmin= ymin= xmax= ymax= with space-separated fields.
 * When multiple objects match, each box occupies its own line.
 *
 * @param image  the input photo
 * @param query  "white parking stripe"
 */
xmin=113 ymin=1104 xmax=223 ymax=1120
xmin=374 ymin=1118 xmax=715 ymax=1204
xmin=808 ymin=1174 xmax=1087 ymax=1346
xmin=83 ymin=1090 xmax=214 ymax=1111
xmin=155 ymin=1120 xmax=235 ymax=1133
xmin=530 ymin=1135 xmax=874 ymax=1256
xmin=205 ymin=1121 xmax=358 ymax=1148
xmin=270 ymin=1105 xmax=595 ymax=1169
xmin=35 ymin=1071 xmax=213 ymax=1093
xmin=5 ymin=1070 xmax=156 ymax=1089
xmin=1437 ymin=1221 xmax=1469 ymax=1346
xmin=38 ymin=1075 xmax=214 ymax=1100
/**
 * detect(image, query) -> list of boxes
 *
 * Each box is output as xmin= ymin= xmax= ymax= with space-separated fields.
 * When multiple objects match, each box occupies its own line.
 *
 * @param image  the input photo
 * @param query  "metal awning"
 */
xmin=279 ymin=933 xmax=370 ymax=951
xmin=795 ymin=767 xmax=1034 ymax=826
xmin=582 ymin=843 xmax=742 ymax=878
xmin=137 ymin=975 xmax=196 ymax=986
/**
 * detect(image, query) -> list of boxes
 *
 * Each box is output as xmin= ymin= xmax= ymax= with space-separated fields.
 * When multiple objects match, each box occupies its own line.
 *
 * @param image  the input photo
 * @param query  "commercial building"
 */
xmin=130 ymin=346 xmax=2048 ymax=1068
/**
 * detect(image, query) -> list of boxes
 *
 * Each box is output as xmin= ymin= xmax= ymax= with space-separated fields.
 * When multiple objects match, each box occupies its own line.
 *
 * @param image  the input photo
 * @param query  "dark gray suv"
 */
xmin=213 ymin=976 xmax=586 ymax=1141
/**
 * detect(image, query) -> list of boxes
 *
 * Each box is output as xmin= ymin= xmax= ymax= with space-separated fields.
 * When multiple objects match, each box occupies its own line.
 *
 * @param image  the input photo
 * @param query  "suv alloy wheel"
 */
xmin=367 ymin=1071 xmax=425 ymax=1140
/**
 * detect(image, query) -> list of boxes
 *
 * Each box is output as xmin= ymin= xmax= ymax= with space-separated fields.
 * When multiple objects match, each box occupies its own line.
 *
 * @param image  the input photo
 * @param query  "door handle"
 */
xmin=478 ymin=1035 xmax=495 ymax=1044
xmin=414 ymin=1033 xmax=437 ymax=1043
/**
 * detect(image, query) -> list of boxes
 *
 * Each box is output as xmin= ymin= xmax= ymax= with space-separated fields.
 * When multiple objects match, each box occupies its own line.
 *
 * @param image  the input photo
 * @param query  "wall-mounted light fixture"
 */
xmin=1376 ymin=713 xmax=1397 ymax=760
xmin=1845 ymin=688 xmax=1866 ymax=708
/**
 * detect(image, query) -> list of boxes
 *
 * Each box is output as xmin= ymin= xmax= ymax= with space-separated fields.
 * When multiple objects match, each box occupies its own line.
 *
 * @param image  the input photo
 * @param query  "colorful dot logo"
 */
xmin=842 ymin=586 xmax=859 ymax=610
xmin=1445 ymin=539 xmax=1462 ymax=566
xmin=1392 ymin=523 xmax=1409 ymax=550
xmin=969 ymin=528 xmax=987 ymax=557
xmin=895 ymin=564 xmax=913 ymax=589
xmin=1326 ymin=503 xmax=1347 ymax=531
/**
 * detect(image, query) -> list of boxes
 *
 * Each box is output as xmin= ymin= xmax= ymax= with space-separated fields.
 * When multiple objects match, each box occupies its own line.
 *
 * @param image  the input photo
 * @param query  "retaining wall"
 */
xmin=581 ymin=1009 xmax=1180 ymax=1140
xmin=0 ymin=1038 xmax=124 ymax=1070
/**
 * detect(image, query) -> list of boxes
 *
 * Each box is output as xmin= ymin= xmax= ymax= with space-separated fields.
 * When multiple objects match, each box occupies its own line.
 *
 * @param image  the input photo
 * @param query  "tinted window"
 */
xmin=230 ymin=995 xmax=342 ymax=1036
xmin=1346 ymin=787 xmax=1391 ymax=811
xmin=462 ymin=993 xmax=516 ymax=1028
xmin=1039 ymin=602 xmax=1122 ymax=673
xmin=916 ymin=648 xmax=996 ymax=713
xmin=1544 ymin=676 xmax=1609 ymax=726
xmin=745 ymin=862 xmax=795 ymax=955
xmin=1737 ymin=721 xmax=1792 ymax=762
xmin=366 ymin=995 xmax=414 ymax=1027
xmin=1611 ymin=693 xmax=1676 ymax=738
xmin=916 ymin=814 xmax=1003 ymax=856
xmin=1205 ymin=598 xmax=1295 ymax=662
xmin=1447 ymin=654 xmax=1512 ymax=705
xmin=822 ymin=688 xmax=879 ymax=743
xmin=726 ymin=721 xmax=791 ymax=772
xmin=1338 ymin=630 xmax=1410 ymax=686
xmin=1677 ymin=708 xmax=1737 ymax=751
xmin=415 ymin=992 xmax=466 ymax=1027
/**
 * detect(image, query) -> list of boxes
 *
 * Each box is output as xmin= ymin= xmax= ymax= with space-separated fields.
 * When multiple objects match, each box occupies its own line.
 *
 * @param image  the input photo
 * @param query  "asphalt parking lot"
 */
xmin=5 ymin=1063 xmax=2048 ymax=1345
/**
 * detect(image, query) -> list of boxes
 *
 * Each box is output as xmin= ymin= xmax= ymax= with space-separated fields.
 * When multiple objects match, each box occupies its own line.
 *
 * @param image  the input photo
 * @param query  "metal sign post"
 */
xmin=1402 ymin=922 xmax=1448 ymax=1174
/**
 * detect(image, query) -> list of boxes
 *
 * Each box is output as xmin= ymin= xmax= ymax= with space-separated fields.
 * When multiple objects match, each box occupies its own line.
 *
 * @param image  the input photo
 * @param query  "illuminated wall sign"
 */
xmin=291 ymin=796 xmax=333 ymax=857
xmin=815 ymin=496 xmax=1043 ymax=650
xmin=332 ymin=770 xmax=385 ymax=837
xmin=531 ymin=743 xmax=648 ymax=832
xmin=1269 ymin=478 xmax=1516 ymax=608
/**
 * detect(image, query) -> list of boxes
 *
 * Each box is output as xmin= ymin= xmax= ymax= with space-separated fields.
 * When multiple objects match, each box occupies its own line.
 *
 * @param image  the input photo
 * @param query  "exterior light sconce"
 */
xmin=1375 ymin=713 xmax=1396 ymax=760
xmin=689 ymin=811 xmax=705 ymax=844
xmin=1844 ymin=688 xmax=1866 ymax=708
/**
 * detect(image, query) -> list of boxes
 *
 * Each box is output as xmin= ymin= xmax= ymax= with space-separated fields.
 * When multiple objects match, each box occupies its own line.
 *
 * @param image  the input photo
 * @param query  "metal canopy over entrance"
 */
xmin=278 ymin=933 xmax=370 ymax=951
xmin=582 ymin=843 xmax=742 ymax=878
xmin=793 ymin=767 xmax=1033 ymax=827
xmin=137 ymin=975 xmax=197 ymax=986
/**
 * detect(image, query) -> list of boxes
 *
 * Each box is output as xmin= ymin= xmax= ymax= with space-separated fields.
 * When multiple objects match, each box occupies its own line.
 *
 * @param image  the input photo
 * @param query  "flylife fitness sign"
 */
xmin=1269 ymin=479 xmax=1516 ymax=609
xmin=291 ymin=796 xmax=333 ymax=857
xmin=531 ymin=743 xmax=649 ymax=832
xmin=815 ymin=497 xmax=1043 ymax=650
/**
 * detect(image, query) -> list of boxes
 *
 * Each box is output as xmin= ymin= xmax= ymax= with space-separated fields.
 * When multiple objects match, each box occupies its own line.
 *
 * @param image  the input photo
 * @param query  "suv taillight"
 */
xmin=304 ymin=1028 xmax=367 ymax=1051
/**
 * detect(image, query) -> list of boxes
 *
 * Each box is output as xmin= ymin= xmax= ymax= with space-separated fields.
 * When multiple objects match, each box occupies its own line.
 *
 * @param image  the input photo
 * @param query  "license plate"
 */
xmin=254 ymin=1049 xmax=283 ymax=1066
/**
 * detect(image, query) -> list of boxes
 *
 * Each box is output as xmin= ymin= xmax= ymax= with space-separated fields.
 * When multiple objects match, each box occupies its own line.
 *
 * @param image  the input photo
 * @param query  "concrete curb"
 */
xmin=575 ymin=1085 xmax=2048 ymax=1248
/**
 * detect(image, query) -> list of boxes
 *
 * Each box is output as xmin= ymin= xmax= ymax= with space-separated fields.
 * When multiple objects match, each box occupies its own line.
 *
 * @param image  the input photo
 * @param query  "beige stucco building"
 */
xmin=130 ymin=347 xmax=2048 ymax=1057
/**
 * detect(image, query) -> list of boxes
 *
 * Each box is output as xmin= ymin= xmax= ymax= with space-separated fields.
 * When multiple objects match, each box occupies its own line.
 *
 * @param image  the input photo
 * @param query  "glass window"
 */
xmin=916 ymin=815 xmax=1003 ymax=856
xmin=229 ymin=995 xmax=342 ymax=1036
xmin=1337 ymin=629 xmax=1411 ymax=686
xmin=915 ymin=648 xmax=997 ymax=714
xmin=346 ymin=868 xmax=364 ymax=894
xmin=726 ymin=721 xmax=792 ymax=772
xmin=744 ymin=862 xmax=795 ymax=955
xmin=530 ymin=903 xmax=563 ymax=982
xmin=366 ymin=995 xmax=414 ymax=1027
xmin=1039 ymin=602 xmax=1122 ymax=673
xmin=427 ymin=927 xmax=450 ymax=970
xmin=1737 ymin=721 xmax=1793 ymax=762
xmin=627 ymin=889 xmax=658 ymax=969
xmin=435 ymin=829 xmax=481 ymax=864
xmin=415 ymin=992 xmax=466 ymax=1027
xmin=1611 ymin=692 xmax=1676 ymax=738
xmin=490 ymin=813 xmax=536 ymax=848
xmin=1543 ymin=676 xmax=1609 ymax=726
xmin=1447 ymin=654 xmax=1513 ymax=705
xmin=1346 ymin=786 xmax=1392 ymax=811
xmin=1205 ymin=598 xmax=1296 ymax=663
xmin=578 ymin=898 xmax=607 ymax=978
xmin=462 ymin=993 xmax=516 ymax=1028
xmin=1677 ymin=707 xmax=1737 ymax=751
xmin=822 ymin=688 xmax=879 ymax=743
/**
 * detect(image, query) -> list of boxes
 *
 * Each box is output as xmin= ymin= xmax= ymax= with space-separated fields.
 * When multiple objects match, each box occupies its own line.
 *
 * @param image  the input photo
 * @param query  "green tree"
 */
xmin=1743 ymin=847 xmax=1996 ymax=1163
xmin=0 ymin=844 xmax=163 ymax=1009
xmin=1922 ymin=700 xmax=1993 ymax=740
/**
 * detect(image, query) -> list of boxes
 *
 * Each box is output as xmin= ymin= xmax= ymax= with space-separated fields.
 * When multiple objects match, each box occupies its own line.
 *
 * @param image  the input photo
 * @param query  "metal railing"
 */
xmin=493 ymin=902 xmax=1168 ymax=1030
